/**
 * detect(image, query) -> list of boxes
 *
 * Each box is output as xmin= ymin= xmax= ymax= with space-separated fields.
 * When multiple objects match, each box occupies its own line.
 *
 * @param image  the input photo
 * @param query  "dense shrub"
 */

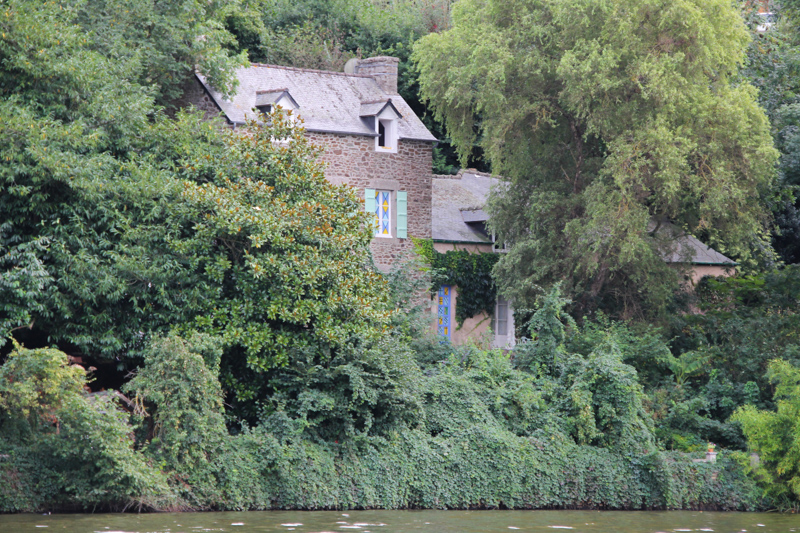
xmin=0 ymin=343 xmax=170 ymax=511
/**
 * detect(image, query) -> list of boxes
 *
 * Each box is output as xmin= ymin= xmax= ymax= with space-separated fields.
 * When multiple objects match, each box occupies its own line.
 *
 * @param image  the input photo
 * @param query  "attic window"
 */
xmin=360 ymin=100 xmax=401 ymax=153
xmin=378 ymin=120 xmax=386 ymax=147
xmin=254 ymin=89 xmax=299 ymax=122
xmin=376 ymin=117 xmax=397 ymax=152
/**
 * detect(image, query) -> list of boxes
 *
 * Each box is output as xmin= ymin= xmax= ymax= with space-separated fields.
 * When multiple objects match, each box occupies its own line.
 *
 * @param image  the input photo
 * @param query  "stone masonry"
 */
xmin=307 ymin=132 xmax=433 ymax=268
xmin=182 ymin=58 xmax=435 ymax=271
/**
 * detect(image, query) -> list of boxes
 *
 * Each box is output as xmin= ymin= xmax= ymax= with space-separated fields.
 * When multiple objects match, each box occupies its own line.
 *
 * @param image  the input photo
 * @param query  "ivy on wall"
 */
xmin=414 ymin=238 xmax=500 ymax=326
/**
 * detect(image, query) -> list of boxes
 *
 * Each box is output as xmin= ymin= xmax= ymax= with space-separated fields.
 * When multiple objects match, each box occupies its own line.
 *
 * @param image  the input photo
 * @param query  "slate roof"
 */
xmin=651 ymin=221 xmax=736 ymax=265
xmin=196 ymin=64 xmax=437 ymax=142
xmin=432 ymin=172 xmax=498 ymax=244
xmin=433 ymin=172 xmax=736 ymax=265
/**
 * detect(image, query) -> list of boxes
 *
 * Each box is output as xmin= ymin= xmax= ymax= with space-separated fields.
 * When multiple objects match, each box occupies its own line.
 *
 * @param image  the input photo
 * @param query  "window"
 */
xmin=376 ymin=117 xmax=397 ymax=151
xmin=438 ymin=286 xmax=452 ymax=338
xmin=494 ymin=297 xmax=509 ymax=336
xmin=374 ymin=190 xmax=392 ymax=237
xmin=254 ymin=89 xmax=299 ymax=125
xmin=493 ymin=296 xmax=515 ymax=349
xmin=374 ymin=107 xmax=399 ymax=152
xmin=360 ymin=100 xmax=401 ymax=153
xmin=364 ymin=188 xmax=407 ymax=239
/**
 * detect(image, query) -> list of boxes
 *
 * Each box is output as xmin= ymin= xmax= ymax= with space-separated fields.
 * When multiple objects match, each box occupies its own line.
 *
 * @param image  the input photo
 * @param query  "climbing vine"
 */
xmin=414 ymin=238 xmax=500 ymax=326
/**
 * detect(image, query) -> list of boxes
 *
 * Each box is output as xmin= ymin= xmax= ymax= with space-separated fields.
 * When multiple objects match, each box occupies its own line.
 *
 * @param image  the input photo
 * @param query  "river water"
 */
xmin=1 ymin=510 xmax=798 ymax=533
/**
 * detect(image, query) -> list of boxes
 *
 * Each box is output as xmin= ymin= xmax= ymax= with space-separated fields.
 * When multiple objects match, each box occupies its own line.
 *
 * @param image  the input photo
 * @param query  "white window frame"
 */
xmin=492 ymin=296 xmax=516 ymax=349
xmin=375 ymin=107 xmax=398 ymax=153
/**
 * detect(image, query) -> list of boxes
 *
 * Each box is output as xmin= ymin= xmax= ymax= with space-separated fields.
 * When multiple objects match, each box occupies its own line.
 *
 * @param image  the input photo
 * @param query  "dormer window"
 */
xmin=377 ymin=117 xmax=397 ymax=151
xmin=254 ymin=89 xmax=299 ymax=121
xmin=360 ymin=99 xmax=401 ymax=153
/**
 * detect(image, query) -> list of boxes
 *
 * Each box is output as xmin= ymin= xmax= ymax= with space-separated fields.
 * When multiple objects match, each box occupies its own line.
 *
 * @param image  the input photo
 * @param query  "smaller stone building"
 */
xmin=652 ymin=221 xmax=737 ymax=286
xmin=185 ymin=56 xmax=437 ymax=270
xmin=430 ymin=172 xmax=737 ymax=348
xmin=431 ymin=171 xmax=515 ymax=349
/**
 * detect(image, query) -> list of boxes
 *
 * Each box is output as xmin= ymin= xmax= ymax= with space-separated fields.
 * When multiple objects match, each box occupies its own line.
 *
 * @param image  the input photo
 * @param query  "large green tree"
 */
xmin=414 ymin=0 xmax=779 ymax=318
xmin=1 ymin=0 xmax=418 ymax=431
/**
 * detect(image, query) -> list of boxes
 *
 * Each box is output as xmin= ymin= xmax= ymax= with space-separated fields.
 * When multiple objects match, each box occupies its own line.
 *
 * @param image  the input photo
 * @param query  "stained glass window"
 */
xmin=374 ymin=190 xmax=391 ymax=237
xmin=438 ymin=285 xmax=451 ymax=338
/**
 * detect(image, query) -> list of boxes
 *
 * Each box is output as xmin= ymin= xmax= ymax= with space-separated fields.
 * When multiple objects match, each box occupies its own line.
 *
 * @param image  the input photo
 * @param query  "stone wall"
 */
xmin=174 ymin=78 xmax=227 ymax=122
xmin=307 ymin=132 xmax=433 ymax=270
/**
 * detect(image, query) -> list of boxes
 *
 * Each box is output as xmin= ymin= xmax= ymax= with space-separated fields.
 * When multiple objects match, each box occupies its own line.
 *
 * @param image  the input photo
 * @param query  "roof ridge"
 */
xmin=248 ymin=62 xmax=374 ymax=78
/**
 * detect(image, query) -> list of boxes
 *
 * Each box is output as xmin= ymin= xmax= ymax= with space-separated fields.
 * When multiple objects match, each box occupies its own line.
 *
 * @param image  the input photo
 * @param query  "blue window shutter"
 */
xmin=396 ymin=190 xmax=408 ymax=238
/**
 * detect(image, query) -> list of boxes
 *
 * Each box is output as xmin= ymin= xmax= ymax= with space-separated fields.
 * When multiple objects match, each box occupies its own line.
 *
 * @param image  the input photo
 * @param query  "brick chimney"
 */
xmin=354 ymin=56 xmax=399 ymax=95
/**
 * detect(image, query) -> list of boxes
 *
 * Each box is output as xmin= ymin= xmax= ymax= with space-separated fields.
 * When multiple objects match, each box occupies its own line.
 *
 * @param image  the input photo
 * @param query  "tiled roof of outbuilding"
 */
xmin=434 ymin=172 xmax=737 ymax=266
xmin=196 ymin=64 xmax=437 ymax=142
xmin=432 ymin=172 xmax=497 ymax=244
xmin=652 ymin=222 xmax=736 ymax=265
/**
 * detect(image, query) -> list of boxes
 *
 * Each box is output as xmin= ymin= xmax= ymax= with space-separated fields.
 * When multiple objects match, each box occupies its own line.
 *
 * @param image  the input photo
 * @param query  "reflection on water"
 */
xmin=1 ymin=510 xmax=798 ymax=533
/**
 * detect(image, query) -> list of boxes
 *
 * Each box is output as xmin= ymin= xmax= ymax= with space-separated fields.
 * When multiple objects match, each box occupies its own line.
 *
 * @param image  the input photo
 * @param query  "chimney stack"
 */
xmin=354 ymin=56 xmax=399 ymax=95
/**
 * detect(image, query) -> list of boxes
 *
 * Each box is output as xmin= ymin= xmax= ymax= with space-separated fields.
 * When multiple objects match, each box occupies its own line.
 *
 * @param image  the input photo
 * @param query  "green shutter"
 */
xmin=396 ymin=190 xmax=408 ymax=238
xmin=365 ymin=188 xmax=375 ymax=214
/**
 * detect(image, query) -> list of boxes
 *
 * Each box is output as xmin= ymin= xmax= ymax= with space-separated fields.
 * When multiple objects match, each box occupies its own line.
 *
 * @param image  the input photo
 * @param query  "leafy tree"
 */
xmin=74 ymin=0 xmax=247 ymax=106
xmin=732 ymin=358 xmax=800 ymax=507
xmin=414 ymin=0 xmax=779 ymax=318
xmin=0 ymin=0 xmax=413 ymax=432
xmin=0 ymin=0 xmax=240 ymax=354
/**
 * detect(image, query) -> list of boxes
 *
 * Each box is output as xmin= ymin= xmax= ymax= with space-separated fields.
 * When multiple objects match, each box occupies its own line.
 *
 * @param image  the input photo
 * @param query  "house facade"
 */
xmin=182 ymin=56 xmax=437 ymax=270
xmin=181 ymin=59 xmax=735 ymax=350
xmin=431 ymin=171 xmax=516 ymax=349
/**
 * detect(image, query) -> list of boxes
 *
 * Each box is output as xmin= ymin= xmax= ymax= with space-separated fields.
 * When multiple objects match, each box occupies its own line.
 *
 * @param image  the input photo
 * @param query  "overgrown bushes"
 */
xmin=0 ymin=331 xmax=765 ymax=512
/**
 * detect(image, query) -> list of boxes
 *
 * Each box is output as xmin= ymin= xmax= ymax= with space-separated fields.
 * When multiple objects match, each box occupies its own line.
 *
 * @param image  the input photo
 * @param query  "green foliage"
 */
xmin=558 ymin=343 xmax=655 ymax=450
xmin=739 ymin=9 xmax=800 ymax=263
xmin=0 ymin=0 xmax=242 ymax=354
xmin=732 ymin=358 xmax=800 ymax=507
xmin=414 ymin=238 xmax=500 ymax=325
xmin=0 ymin=4 xmax=398 ymax=424
xmin=74 ymin=0 xmax=248 ymax=105
xmin=514 ymin=285 xmax=576 ymax=372
xmin=672 ymin=268 xmax=800 ymax=415
xmin=414 ymin=0 xmax=779 ymax=319
xmin=567 ymin=313 xmax=672 ymax=388
xmin=125 ymin=335 xmax=227 ymax=500
xmin=0 ymin=343 xmax=170 ymax=511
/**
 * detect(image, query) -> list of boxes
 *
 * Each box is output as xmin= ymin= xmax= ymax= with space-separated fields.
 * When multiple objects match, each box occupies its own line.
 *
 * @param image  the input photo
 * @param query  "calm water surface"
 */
xmin=1 ymin=510 xmax=798 ymax=533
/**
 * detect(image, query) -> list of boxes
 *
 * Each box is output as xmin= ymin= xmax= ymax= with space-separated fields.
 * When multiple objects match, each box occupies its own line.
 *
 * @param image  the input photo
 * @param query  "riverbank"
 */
xmin=1 ymin=429 xmax=763 ymax=513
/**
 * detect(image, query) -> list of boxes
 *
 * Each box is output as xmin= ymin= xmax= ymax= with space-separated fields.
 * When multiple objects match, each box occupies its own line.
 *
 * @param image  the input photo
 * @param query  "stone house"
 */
xmin=184 ymin=56 xmax=437 ymax=270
